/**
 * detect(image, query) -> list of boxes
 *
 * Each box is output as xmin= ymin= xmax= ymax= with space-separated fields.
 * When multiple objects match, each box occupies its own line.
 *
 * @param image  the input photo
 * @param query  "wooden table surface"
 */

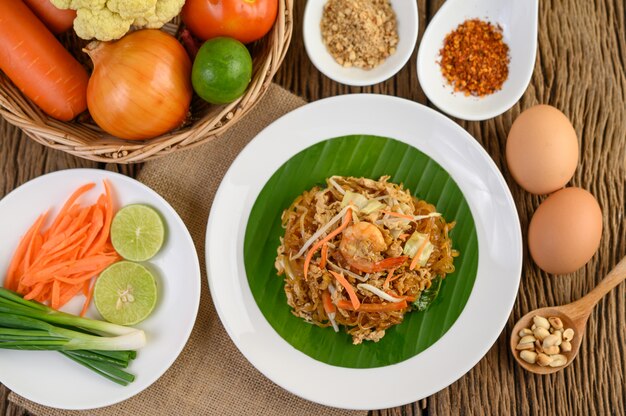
xmin=2 ymin=1 xmax=625 ymax=415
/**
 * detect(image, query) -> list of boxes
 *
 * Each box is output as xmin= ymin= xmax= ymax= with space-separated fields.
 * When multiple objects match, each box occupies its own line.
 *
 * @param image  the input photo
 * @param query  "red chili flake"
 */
xmin=439 ymin=19 xmax=510 ymax=97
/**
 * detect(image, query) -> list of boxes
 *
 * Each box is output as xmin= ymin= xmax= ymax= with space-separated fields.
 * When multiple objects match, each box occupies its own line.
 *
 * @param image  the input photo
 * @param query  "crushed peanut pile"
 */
xmin=515 ymin=315 xmax=575 ymax=368
xmin=320 ymin=0 xmax=399 ymax=69
xmin=439 ymin=19 xmax=510 ymax=97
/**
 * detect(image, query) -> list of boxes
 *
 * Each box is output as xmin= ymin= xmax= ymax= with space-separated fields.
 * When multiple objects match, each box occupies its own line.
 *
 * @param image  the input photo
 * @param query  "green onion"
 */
xmin=0 ymin=288 xmax=144 ymax=385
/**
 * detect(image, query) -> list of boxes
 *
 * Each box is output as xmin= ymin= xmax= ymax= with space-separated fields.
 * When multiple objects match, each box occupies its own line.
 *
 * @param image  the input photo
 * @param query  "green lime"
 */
xmin=94 ymin=261 xmax=157 ymax=326
xmin=111 ymin=204 xmax=165 ymax=262
xmin=192 ymin=37 xmax=253 ymax=105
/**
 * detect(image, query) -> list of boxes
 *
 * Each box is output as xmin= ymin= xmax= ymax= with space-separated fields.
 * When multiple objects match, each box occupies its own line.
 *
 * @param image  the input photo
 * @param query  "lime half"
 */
xmin=94 ymin=261 xmax=158 ymax=325
xmin=111 ymin=204 xmax=165 ymax=262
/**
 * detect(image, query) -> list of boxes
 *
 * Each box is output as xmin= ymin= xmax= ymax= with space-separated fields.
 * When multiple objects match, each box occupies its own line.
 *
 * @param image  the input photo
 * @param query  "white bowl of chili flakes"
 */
xmin=304 ymin=0 xmax=418 ymax=87
xmin=417 ymin=0 xmax=539 ymax=121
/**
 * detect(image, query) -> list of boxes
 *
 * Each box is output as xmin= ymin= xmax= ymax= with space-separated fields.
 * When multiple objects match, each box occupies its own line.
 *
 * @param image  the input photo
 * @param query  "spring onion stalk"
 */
xmin=0 ymin=288 xmax=136 ymax=336
xmin=0 ymin=288 xmax=143 ymax=385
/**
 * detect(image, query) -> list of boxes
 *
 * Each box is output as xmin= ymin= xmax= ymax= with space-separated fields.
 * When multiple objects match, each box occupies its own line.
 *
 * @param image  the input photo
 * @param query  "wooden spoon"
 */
xmin=510 ymin=256 xmax=626 ymax=374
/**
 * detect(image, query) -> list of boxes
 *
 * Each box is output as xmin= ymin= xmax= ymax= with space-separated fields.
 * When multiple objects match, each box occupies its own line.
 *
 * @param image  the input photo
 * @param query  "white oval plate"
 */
xmin=0 ymin=169 xmax=200 ymax=410
xmin=206 ymin=95 xmax=522 ymax=410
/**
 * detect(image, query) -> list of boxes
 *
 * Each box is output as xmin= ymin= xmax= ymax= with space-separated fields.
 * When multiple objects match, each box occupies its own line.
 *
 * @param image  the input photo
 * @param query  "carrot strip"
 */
xmin=319 ymin=243 xmax=328 ymax=269
xmin=386 ymin=291 xmax=416 ymax=302
xmin=367 ymin=256 xmax=409 ymax=273
xmin=37 ymin=235 xmax=86 ymax=268
xmin=321 ymin=289 xmax=336 ymax=314
xmin=329 ymin=270 xmax=360 ymax=310
xmin=5 ymin=213 xmax=45 ymax=290
xmin=382 ymin=268 xmax=397 ymax=290
xmin=304 ymin=208 xmax=352 ymax=279
xmin=80 ymin=278 xmax=96 ymax=317
xmin=47 ymin=183 xmax=95 ymax=233
xmin=381 ymin=210 xmax=414 ymax=220
xmin=23 ymin=282 xmax=45 ymax=301
xmin=39 ymin=223 xmax=90 ymax=258
xmin=51 ymin=280 xmax=61 ymax=310
xmin=410 ymin=234 xmax=431 ymax=270
xmin=59 ymin=206 xmax=91 ymax=238
xmin=78 ymin=205 xmax=103 ymax=257
xmin=22 ymin=213 xmax=48 ymax=272
xmin=85 ymin=180 xmax=113 ymax=257
xmin=58 ymin=279 xmax=89 ymax=307
xmin=337 ymin=299 xmax=408 ymax=312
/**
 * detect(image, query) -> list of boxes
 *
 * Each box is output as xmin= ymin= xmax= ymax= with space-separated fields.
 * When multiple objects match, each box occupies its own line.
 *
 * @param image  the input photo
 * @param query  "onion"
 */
xmin=84 ymin=30 xmax=192 ymax=141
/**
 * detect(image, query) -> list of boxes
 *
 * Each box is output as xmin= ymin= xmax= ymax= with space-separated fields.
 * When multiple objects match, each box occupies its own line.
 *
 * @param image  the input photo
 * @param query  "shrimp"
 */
xmin=339 ymin=222 xmax=408 ymax=273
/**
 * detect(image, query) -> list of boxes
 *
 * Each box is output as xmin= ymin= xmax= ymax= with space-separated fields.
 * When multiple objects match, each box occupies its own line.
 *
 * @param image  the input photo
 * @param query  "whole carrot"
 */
xmin=23 ymin=0 xmax=76 ymax=35
xmin=0 ymin=0 xmax=88 ymax=121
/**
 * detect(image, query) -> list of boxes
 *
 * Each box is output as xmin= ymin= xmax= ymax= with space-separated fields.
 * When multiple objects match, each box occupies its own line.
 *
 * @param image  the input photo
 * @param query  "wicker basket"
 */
xmin=0 ymin=1 xmax=293 ymax=163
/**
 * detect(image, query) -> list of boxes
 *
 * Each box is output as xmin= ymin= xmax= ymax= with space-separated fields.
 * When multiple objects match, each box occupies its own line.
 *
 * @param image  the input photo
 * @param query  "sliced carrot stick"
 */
xmin=321 ymin=289 xmax=336 ymax=314
xmin=78 ymin=205 xmax=103 ymax=257
xmin=304 ymin=208 xmax=352 ymax=279
xmin=80 ymin=278 xmax=96 ymax=317
xmin=36 ymin=234 xmax=86 ymax=268
xmin=382 ymin=268 xmax=397 ymax=290
xmin=385 ymin=291 xmax=416 ymax=302
xmin=47 ymin=183 xmax=95 ymax=233
xmin=410 ymin=233 xmax=431 ymax=270
xmin=23 ymin=213 xmax=48 ymax=272
xmin=40 ymin=223 xmax=90 ymax=256
xmin=59 ymin=205 xmax=91 ymax=238
xmin=85 ymin=180 xmax=113 ymax=257
xmin=366 ymin=256 xmax=409 ymax=273
xmin=329 ymin=270 xmax=360 ymax=310
xmin=5 ymin=213 xmax=45 ymax=290
xmin=51 ymin=280 xmax=61 ymax=310
xmin=58 ymin=279 xmax=89 ymax=307
xmin=337 ymin=299 xmax=408 ymax=312
xmin=319 ymin=243 xmax=328 ymax=269
xmin=23 ymin=282 xmax=44 ymax=301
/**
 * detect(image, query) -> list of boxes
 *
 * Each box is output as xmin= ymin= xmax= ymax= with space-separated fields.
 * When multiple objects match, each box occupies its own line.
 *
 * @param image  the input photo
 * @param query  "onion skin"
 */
xmin=85 ymin=30 xmax=192 ymax=141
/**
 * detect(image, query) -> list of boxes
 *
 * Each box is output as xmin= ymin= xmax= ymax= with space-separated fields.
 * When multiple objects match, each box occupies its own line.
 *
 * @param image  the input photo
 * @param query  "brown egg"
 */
xmin=506 ymin=105 xmax=579 ymax=195
xmin=528 ymin=187 xmax=603 ymax=274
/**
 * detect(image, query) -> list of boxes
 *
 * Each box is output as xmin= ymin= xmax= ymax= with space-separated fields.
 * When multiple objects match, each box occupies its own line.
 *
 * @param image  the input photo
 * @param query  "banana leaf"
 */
xmin=244 ymin=135 xmax=478 ymax=368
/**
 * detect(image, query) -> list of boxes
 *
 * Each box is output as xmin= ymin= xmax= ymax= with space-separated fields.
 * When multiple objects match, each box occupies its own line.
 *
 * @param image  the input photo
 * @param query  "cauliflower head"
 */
xmin=51 ymin=0 xmax=185 ymax=41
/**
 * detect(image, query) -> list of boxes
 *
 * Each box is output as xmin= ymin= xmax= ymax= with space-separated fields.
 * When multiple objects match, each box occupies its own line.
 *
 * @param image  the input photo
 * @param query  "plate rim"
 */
xmin=0 ymin=168 xmax=201 ymax=410
xmin=206 ymin=94 xmax=522 ymax=410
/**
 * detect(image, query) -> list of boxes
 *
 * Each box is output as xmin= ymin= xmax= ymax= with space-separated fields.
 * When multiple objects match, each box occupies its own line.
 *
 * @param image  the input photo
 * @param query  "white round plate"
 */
xmin=303 ymin=0 xmax=418 ymax=86
xmin=0 ymin=169 xmax=200 ymax=410
xmin=206 ymin=95 xmax=522 ymax=410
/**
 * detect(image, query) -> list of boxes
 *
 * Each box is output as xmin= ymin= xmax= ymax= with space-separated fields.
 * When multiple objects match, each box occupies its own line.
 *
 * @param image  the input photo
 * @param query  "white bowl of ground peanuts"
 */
xmin=304 ymin=0 xmax=418 ymax=86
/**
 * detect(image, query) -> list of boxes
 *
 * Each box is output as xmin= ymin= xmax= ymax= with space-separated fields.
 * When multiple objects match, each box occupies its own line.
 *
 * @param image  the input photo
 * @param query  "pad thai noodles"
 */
xmin=275 ymin=176 xmax=459 ymax=344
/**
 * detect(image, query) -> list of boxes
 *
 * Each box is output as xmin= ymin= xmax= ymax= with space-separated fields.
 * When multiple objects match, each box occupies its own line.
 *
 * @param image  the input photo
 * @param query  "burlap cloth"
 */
xmin=9 ymin=85 xmax=367 ymax=416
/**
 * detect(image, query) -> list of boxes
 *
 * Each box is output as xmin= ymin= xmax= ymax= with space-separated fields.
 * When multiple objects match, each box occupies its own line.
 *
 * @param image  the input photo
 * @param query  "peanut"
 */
xmin=549 ymin=317 xmax=564 ymax=330
xmin=563 ymin=328 xmax=575 ymax=341
xmin=543 ymin=345 xmax=560 ymax=355
xmin=536 ymin=353 xmax=552 ymax=367
xmin=549 ymin=354 xmax=567 ymax=367
xmin=518 ymin=328 xmax=533 ymax=337
xmin=533 ymin=316 xmax=550 ymax=330
xmin=520 ymin=350 xmax=538 ymax=364
xmin=543 ymin=334 xmax=560 ymax=349
xmin=533 ymin=327 xmax=550 ymax=341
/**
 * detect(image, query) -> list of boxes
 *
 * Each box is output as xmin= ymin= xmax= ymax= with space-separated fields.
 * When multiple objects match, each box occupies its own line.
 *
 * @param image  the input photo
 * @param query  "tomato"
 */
xmin=182 ymin=0 xmax=278 ymax=44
